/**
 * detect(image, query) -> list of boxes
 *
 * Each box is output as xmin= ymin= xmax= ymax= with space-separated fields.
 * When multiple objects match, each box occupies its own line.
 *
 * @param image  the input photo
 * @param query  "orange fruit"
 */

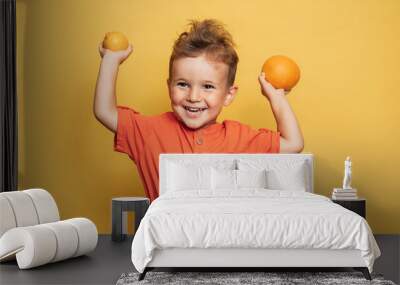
xmin=102 ymin=32 xmax=129 ymax=51
xmin=262 ymin=55 xmax=300 ymax=91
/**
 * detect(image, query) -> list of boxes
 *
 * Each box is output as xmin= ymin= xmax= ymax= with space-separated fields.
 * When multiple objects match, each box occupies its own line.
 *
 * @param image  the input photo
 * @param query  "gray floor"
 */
xmin=0 ymin=235 xmax=398 ymax=285
xmin=374 ymin=235 xmax=400 ymax=284
xmin=0 ymin=235 xmax=134 ymax=285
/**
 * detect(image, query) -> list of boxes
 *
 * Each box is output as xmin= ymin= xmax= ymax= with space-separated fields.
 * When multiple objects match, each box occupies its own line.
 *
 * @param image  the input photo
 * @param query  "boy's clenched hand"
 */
xmin=258 ymin=72 xmax=289 ymax=102
xmin=98 ymin=42 xmax=133 ymax=64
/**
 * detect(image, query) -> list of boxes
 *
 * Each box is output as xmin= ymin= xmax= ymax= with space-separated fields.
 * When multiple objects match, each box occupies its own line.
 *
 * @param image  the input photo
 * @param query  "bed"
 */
xmin=131 ymin=153 xmax=381 ymax=281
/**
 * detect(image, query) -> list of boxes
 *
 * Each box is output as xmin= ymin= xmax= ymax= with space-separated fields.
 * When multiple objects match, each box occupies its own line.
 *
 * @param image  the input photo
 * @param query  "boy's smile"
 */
xmin=168 ymin=55 xmax=238 ymax=130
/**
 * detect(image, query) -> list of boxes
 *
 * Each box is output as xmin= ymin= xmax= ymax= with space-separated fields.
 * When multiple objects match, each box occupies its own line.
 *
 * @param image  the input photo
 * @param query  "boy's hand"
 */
xmin=98 ymin=42 xmax=133 ymax=64
xmin=258 ymin=72 xmax=289 ymax=102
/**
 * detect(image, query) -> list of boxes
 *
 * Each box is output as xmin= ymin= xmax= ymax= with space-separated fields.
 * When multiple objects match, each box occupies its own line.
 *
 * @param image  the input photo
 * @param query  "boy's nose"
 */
xmin=188 ymin=89 xmax=201 ymax=102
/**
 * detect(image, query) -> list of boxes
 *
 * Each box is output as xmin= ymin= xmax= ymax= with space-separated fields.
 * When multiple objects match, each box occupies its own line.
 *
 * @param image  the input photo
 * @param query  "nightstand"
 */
xmin=332 ymin=198 xmax=366 ymax=218
xmin=111 ymin=197 xmax=150 ymax=242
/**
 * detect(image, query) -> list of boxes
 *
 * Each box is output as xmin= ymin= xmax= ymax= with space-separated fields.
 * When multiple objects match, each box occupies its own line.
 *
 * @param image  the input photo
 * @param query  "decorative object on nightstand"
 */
xmin=332 ymin=156 xmax=358 ymax=200
xmin=332 ymin=198 xmax=366 ymax=218
xmin=111 ymin=197 xmax=150 ymax=242
xmin=342 ymin=156 xmax=352 ymax=189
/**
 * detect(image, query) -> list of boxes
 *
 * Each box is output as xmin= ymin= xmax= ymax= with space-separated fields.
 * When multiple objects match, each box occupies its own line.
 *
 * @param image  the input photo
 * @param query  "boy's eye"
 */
xmin=177 ymin=82 xmax=188 ymax=88
xmin=204 ymin=84 xmax=215 ymax=90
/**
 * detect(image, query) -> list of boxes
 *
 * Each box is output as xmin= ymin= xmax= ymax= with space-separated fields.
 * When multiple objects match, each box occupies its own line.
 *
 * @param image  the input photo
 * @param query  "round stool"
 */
xmin=111 ymin=197 xmax=149 ymax=242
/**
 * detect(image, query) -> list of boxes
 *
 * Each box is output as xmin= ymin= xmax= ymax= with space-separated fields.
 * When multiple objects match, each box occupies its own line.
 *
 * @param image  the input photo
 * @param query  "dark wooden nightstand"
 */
xmin=332 ymin=198 xmax=366 ymax=218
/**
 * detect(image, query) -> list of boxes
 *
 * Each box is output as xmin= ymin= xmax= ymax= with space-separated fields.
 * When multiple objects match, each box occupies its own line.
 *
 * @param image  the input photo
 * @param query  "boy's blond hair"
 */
xmin=169 ymin=19 xmax=239 ymax=86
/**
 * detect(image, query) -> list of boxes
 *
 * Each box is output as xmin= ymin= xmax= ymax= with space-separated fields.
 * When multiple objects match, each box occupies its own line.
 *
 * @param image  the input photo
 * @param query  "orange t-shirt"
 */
xmin=114 ymin=106 xmax=280 ymax=202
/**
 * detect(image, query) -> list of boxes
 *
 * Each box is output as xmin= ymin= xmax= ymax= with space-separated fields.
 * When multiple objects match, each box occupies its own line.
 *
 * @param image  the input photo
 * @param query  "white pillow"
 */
xmin=211 ymin=169 xmax=268 ymax=190
xmin=167 ymin=162 xmax=212 ymax=191
xmin=266 ymin=163 xmax=307 ymax=191
xmin=211 ymin=168 xmax=237 ymax=190
xmin=237 ymin=169 xmax=268 ymax=188
xmin=238 ymin=159 xmax=308 ymax=191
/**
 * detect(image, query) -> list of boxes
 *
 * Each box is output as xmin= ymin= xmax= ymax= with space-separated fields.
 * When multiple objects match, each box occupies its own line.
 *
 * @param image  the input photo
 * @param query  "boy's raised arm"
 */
xmin=258 ymin=72 xmax=304 ymax=153
xmin=93 ymin=43 xmax=133 ymax=133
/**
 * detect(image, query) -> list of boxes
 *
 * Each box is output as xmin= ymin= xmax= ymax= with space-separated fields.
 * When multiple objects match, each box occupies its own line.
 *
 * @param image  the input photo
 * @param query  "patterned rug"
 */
xmin=116 ymin=271 xmax=396 ymax=285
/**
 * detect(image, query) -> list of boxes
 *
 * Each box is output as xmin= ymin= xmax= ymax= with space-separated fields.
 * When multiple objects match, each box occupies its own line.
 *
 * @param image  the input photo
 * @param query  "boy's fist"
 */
xmin=98 ymin=42 xmax=133 ymax=64
xmin=258 ymin=72 xmax=288 ymax=101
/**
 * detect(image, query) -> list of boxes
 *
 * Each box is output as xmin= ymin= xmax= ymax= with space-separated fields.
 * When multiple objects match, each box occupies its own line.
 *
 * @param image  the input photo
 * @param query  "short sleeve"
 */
xmin=226 ymin=120 xmax=280 ymax=153
xmin=256 ymin=128 xmax=281 ymax=153
xmin=114 ymin=106 xmax=144 ymax=162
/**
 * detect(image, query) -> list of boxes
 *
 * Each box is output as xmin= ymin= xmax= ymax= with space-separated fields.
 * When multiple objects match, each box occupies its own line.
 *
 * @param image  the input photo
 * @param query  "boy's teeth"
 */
xmin=185 ymin=106 xmax=206 ymax=112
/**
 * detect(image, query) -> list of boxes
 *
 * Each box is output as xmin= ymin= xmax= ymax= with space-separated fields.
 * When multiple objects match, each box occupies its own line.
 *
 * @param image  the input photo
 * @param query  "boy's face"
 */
xmin=167 ymin=55 xmax=238 ymax=130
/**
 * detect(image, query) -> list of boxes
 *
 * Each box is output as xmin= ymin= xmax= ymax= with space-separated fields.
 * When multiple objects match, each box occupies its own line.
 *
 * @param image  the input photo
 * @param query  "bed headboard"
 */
xmin=159 ymin=153 xmax=314 ymax=195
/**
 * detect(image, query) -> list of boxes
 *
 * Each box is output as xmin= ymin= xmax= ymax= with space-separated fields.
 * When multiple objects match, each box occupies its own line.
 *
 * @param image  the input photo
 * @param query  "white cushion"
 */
xmin=64 ymin=218 xmax=98 ymax=257
xmin=160 ymin=156 xmax=237 ymax=195
xmin=238 ymin=159 xmax=308 ymax=191
xmin=167 ymin=162 xmax=212 ymax=191
xmin=212 ymin=168 xmax=237 ymax=190
xmin=24 ymin=189 xmax=60 ymax=223
xmin=266 ymin=163 xmax=307 ymax=191
xmin=0 ymin=189 xmax=59 ymax=233
xmin=0 ymin=191 xmax=39 ymax=227
xmin=0 ymin=225 xmax=57 ymax=268
xmin=237 ymin=169 xmax=268 ymax=188
xmin=42 ymin=221 xmax=79 ymax=262
xmin=0 ymin=196 xmax=17 ymax=237
xmin=211 ymin=169 xmax=268 ymax=190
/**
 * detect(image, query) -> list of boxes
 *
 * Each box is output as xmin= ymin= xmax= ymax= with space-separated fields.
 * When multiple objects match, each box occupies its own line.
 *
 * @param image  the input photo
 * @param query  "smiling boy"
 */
xmin=94 ymin=19 xmax=304 ymax=201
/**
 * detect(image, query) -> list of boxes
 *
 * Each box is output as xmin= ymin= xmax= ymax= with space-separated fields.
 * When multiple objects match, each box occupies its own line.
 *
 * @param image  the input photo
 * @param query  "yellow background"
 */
xmin=16 ymin=0 xmax=400 ymax=234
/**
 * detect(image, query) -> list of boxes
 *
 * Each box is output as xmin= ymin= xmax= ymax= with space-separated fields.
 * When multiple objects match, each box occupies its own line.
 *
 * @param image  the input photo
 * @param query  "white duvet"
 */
xmin=131 ymin=189 xmax=380 ymax=273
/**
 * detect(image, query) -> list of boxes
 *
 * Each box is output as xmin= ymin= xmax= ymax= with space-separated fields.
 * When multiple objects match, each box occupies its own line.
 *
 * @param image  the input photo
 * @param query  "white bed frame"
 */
xmin=140 ymin=154 xmax=370 ymax=280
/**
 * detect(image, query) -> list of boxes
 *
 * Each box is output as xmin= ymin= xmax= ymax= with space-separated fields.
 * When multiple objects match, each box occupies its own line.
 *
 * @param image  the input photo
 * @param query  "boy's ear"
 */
xmin=167 ymin=78 xmax=171 ymax=93
xmin=223 ymin=85 xmax=238 ymax=106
